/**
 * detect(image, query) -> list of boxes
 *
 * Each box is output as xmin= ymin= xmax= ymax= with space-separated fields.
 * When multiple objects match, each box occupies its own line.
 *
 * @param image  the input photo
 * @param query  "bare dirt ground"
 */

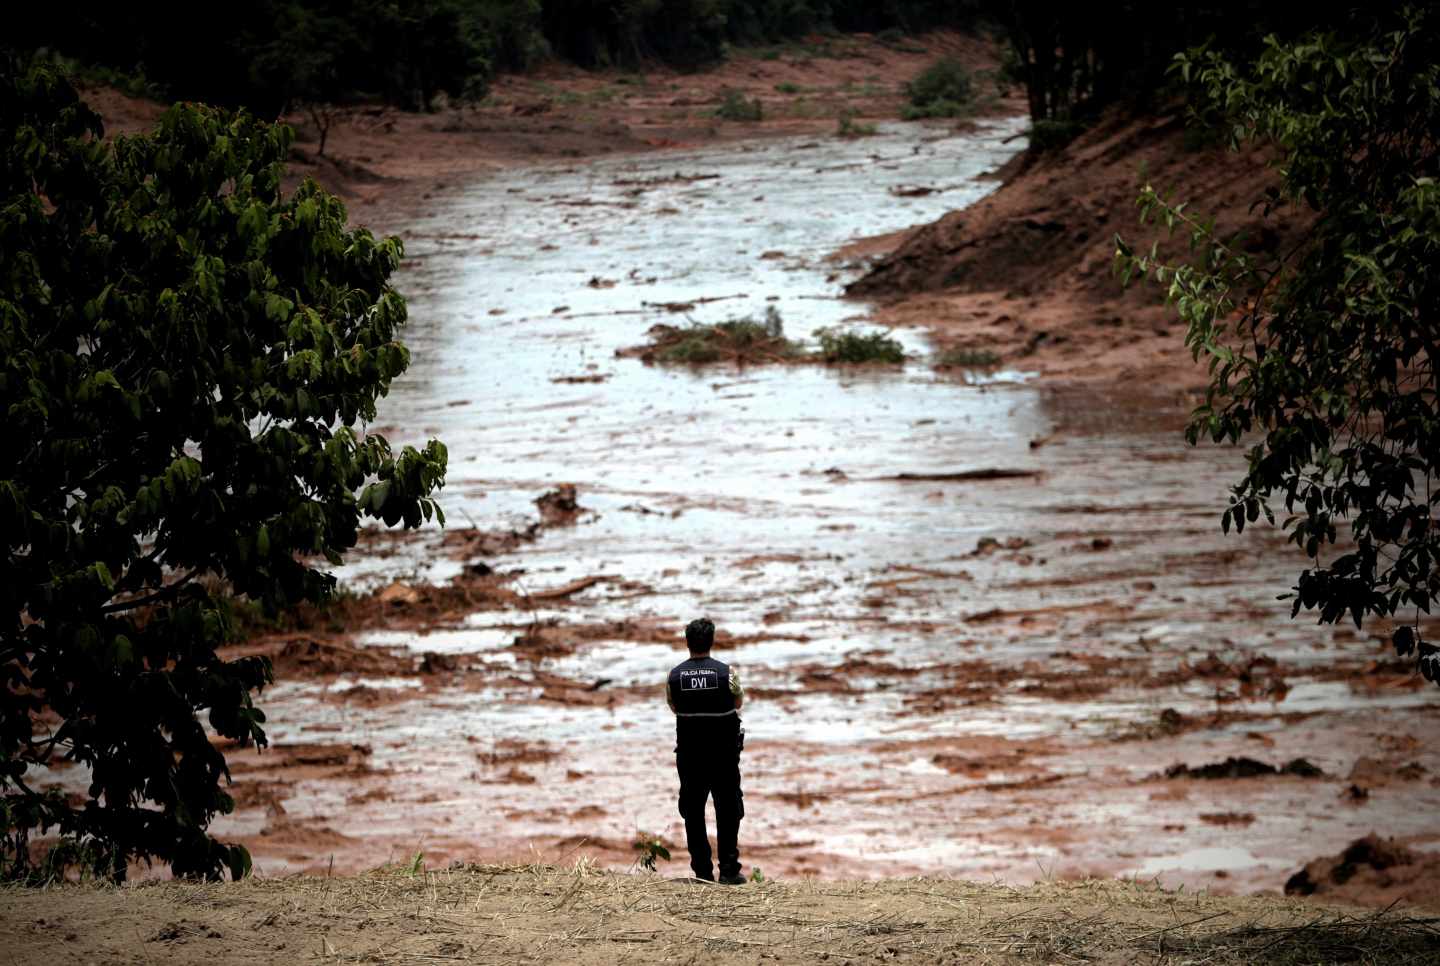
xmin=4 ymin=866 xmax=1440 ymax=965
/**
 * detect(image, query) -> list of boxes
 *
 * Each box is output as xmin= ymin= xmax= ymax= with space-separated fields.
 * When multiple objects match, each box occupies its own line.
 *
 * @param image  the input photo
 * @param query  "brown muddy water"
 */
xmin=214 ymin=119 xmax=1440 ymax=893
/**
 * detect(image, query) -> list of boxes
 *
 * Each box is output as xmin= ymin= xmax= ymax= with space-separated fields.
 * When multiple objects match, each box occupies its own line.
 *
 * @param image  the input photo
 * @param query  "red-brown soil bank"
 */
xmin=845 ymin=107 xmax=1302 ymax=388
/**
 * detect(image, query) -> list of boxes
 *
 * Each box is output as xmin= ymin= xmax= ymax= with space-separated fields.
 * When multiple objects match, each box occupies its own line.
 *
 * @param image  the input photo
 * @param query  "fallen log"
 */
xmin=528 ymin=575 xmax=618 ymax=600
xmin=874 ymin=468 xmax=1042 ymax=482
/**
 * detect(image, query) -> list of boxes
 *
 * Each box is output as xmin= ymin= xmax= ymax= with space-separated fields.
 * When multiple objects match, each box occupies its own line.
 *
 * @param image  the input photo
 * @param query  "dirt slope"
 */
xmin=4 ymin=866 xmax=1438 ymax=965
xmin=845 ymin=108 xmax=1302 ymax=388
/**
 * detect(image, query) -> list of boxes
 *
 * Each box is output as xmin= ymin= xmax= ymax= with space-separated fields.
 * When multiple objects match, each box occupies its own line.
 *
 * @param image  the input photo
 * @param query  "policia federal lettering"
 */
xmin=665 ymin=618 xmax=746 ymax=884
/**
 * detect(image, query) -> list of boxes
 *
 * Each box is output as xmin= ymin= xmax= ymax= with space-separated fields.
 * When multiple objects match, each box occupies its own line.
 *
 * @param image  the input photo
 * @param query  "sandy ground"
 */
xmin=4 ymin=866 xmax=1439 ymax=965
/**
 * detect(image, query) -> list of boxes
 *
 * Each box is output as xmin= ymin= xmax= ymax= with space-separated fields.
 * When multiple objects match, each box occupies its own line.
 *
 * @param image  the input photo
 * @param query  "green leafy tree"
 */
xmin=0 ymin=62 xmax=447 ymax=881
xmin=1115 ymin=7 xmax=1439 ymax=680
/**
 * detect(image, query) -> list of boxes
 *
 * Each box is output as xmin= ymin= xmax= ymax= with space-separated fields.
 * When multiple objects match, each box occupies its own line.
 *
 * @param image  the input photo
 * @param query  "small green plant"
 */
xmin=633 ymin=832 xmax=671 ymax=872
xmin=836 ymin=108 xmax=877 ymax=138
xmin=937 ymin=346 xmax=1001 ymax=368
xmin=774 ymin=81 xmax=801 ymax=94
xmin=902 ymin=57 xmax=974 ymax=119
xmin=749 ymin=866 xmax=766 ymax=883
xmin=408 ymin=850 xmax=426 ymax=875
xmin=813 ymin=327 xmax=906 ymax=364
xmin=714 ymin=89 xmax=763 ymax=122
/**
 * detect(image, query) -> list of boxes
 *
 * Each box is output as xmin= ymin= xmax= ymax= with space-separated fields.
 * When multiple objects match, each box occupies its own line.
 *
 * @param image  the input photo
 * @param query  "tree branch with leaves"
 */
xmin=1116 ymin=5 xmax=1439 ymax=682
xmin=1 ymin=60 xmax=446 ymax=882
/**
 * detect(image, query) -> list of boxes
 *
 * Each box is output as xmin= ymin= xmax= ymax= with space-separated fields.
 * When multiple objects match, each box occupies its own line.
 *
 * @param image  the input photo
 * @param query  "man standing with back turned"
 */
xmin=666 ymin=618 xmax=746 ymax=884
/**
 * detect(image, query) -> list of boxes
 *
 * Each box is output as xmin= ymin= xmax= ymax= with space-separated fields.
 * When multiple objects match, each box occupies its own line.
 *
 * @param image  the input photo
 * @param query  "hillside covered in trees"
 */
xmin=15 ymin=1 xmax=986 ymax=114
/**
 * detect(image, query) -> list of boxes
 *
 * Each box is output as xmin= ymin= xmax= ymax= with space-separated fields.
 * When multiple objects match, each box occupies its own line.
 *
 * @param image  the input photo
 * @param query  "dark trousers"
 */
xmin=675 ymin=740 xmax=744 ymax=879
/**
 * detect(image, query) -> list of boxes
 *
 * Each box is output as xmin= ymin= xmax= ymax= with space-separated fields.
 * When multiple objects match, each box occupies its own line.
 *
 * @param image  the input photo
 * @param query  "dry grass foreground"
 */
xmin=4 ymin=866 xmax=1440 ymax=964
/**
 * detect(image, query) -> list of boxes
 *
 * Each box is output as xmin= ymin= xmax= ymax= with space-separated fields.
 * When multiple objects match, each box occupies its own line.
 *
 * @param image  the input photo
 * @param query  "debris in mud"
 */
xmin=441 ymin=522 xmax=542 ymax=558
xmin=889 ymin=184 xmax=948 ymax=197
xmin=1342 ymin=784 xmax=1371 ymax=803
xmin=475 ymin=739 xmax=560 ymax=768
xmin=774 ymin=788 xmax=830 ymax=808
xmin=528 ymin=574 xmax=617 ymax=600
xmin=623 ymin=309 xmax=801 ymax=366
xmin=377 ymin=582 xmax=422 ymax=607
xmin=969 ymin=536 xmax=1032 ymax=557
xmin=420 ymin=651 xmax=461 ymax=674
xmin=269 ymin=742 xmax=373 ymax=768
xmin=641 ymin=294 xmax=747 ymax=314
xmin=1161 ymin=757 xmax=1326 ymax=780
xmin=269 ymin=637 xmax=412 ymax=677
xmin=586 ymin=276 xmax=617 ymax=289
xmin=1110 ymin=707 xmax=1188 ymax=742
xmin=1347 ymin=757 xmax=1429 ymax=787
xmin=612 ymin=171 xmax=720 ymax=190
xmin=1284 ymin=835 xmax=1439 ymax=905
xmin=1185 ymin=651 xmax=1292 ymax=702
xmin=877 ymin=469 xmax=1042 ymax=482
xmin=535 ymin=484 xmax=587 ymax=525
xmin=550 ymin=373 xmax=610 ymax=384
xmin=1198 ymin=812 xmax=1256 ymax=826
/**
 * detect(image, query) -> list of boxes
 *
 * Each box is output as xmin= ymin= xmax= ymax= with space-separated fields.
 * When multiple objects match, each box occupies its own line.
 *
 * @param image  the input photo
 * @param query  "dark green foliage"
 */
xmin=1027 ymin=118 xmax=1086 ymax=153
xmin=901 ymin=57 xmax=973 ymax=120
xmin=15 ymin=1 xmax=497 ymax=114
xmin=1115 ymin=7 xmax=1439 ymax=677
xmin=813 ymin=327 xmax=906 ymax=364
xmin=985 ymin=1 xmax=1357 ymax=131
xmin=0 ymin=63 xmax=446 ymax=881
xmin=10 ymin=2 xmax=986 ymax=106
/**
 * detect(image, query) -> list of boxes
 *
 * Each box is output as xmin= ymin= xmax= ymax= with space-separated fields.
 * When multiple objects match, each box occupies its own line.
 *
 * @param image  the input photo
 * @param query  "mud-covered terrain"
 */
xmin=74 ymin=32 xmax=1440 ymax=907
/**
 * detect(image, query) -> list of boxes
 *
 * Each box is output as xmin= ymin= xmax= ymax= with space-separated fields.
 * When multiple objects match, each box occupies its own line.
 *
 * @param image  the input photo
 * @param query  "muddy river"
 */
xmin=216 ymin=119 xmax=1440 ymax=893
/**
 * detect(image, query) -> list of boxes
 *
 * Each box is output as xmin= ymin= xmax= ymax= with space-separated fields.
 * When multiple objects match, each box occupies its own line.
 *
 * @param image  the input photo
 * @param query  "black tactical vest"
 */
xmin=669 ymin=655 xmax=739 ymax=743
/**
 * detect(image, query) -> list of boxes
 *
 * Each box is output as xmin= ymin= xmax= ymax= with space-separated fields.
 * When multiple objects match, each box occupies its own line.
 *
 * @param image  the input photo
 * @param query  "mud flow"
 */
xmin=211 ymin=120 xmax=1440 ymax=895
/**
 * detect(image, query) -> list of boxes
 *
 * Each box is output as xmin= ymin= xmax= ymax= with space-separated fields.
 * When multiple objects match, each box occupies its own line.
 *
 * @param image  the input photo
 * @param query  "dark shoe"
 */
xmin=718 ymin=873 xmax=746 ymax=885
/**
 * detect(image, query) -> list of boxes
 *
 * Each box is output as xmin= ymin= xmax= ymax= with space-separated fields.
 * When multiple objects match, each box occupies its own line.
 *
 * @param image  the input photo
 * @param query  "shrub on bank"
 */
xmin=836 ymin=108 xmax=878 ymax=137
xmin=715 ymin=89 xmax=764 ymax=121
xmin=902 ymin=56 xmax=973 ymax=119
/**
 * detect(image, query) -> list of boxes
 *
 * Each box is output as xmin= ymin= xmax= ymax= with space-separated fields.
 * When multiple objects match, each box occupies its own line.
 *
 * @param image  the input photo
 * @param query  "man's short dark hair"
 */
xmin=685 ymin=618 xmax=715 ymax=653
